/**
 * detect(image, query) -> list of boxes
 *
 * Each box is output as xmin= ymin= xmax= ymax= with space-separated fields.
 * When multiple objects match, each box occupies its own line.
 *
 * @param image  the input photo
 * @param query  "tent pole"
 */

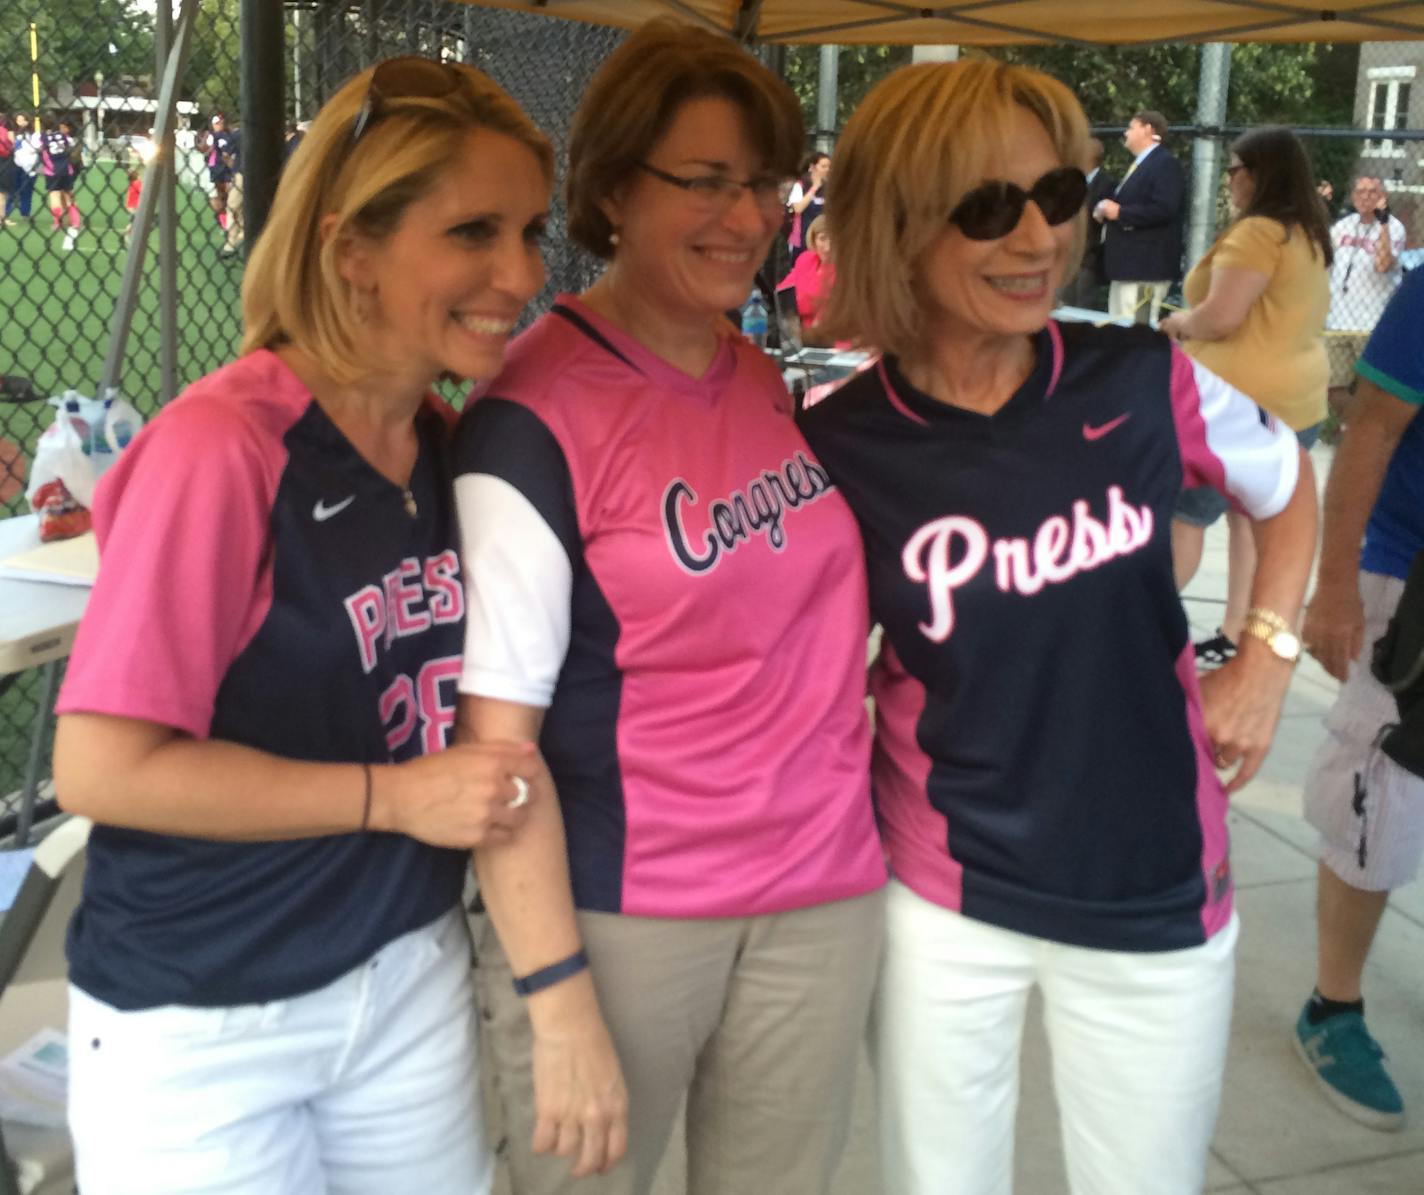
xmin=1186 ymin=42 xmax=1232 ymax=271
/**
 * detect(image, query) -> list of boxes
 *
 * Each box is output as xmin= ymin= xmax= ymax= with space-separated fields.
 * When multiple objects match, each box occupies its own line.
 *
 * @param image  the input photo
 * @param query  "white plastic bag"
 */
xmin=24 ymin=391 xmax=144 ymax=540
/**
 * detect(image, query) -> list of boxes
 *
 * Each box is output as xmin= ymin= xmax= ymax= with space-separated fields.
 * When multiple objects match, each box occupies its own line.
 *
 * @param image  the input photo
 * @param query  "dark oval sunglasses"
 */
xmin=351 ymin=56 xmax=464 ymax=144
xmin=949 ymin=167 xmax=1088 ymax=241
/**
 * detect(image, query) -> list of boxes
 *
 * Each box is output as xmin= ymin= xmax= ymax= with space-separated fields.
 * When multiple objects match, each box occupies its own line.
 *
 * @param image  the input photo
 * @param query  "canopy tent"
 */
xmin=452 ymin=1 xmax=1424 ymax=45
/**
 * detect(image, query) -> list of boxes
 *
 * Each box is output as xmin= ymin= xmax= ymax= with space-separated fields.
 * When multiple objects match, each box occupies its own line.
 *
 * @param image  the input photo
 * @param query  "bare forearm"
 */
xmin=1248 ymin=447 xmax=1318 ymax=622
xmin=1316 ymin=412 xmax=1401 ymax=586
xmin=55 ymin=714 xmax=365 ymax=838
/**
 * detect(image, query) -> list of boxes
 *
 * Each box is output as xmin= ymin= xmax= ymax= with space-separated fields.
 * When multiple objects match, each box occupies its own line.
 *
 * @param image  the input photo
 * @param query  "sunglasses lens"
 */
xmin=1032 ymin=168 xmax=1088 ymax=225
xmin=950 ymin=182 xmax=1023 ymax=241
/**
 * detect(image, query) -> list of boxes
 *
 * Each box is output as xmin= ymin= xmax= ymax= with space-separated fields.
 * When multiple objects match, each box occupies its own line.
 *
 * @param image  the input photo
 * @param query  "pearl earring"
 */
xmin=609 ymin=230 xmax=620 ymax=247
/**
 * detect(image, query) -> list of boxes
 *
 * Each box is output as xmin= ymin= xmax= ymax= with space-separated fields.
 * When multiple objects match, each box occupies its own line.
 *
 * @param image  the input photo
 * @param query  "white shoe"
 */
xmin=62 ymin=230 xmax=77 ymax=250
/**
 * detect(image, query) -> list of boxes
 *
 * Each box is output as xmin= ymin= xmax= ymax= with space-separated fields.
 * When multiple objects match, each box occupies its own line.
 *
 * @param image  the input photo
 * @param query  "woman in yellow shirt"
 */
xmin=1161 ymin=126 xmax=1330 ymax=660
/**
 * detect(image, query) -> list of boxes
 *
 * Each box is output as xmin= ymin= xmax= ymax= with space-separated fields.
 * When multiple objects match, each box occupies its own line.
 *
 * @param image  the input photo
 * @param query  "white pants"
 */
xmin=875 ymin=880 xmax=1237 ymax=1195
xmin=69 ymin=908 xmax=492 ymax=1195
xmin=1108 ymin=280 xmax=1169 ymax=325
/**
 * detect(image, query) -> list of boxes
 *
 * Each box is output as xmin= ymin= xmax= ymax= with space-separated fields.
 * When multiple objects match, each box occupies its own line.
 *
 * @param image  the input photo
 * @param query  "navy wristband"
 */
xmin=512 ymin=949 xmax=589 ymax=997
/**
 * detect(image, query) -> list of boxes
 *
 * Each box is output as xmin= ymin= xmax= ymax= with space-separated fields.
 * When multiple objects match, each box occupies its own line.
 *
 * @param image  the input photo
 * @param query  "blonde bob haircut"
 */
xmin=821 ymin=58 xmax=1091 ymax=358
xmin=242 ymin=59 xmax=553 ymax=385
xmin=565 ymin=18 xmax=803 ymax=259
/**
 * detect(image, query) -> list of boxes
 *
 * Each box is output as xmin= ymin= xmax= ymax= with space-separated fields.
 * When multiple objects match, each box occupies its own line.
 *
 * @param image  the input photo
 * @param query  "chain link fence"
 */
xmin=1 ymin=9 xmax=1422 ymax=822
xmin=0 ymin=0 xmax=620 ymax=825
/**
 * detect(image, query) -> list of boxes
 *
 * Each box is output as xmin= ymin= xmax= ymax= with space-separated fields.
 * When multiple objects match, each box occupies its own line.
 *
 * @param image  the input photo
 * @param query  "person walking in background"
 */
xmin=40 ymin=115 xmax=81 ymax=250
xmin=202 ymin=112 xmax=239 ymax=235
xmin=787 ymin=150 xmax=829 ymax=264
xmin=1060 ymin=136 xmax=1115 ymax=310
xmin=1324 ymin=176 xmax=1406 ymax=418
xmin=1293 ymin=266 xmax=1424 ymax=1134
xmin=1096 ymin=109 xmax=1185 ymax=324
xmin=456 ymin=20 xmax=885 ymax=1194
xmin=51 ymin=56 xmax=555 ymax=1195
xmin=0 ymin=111 xmax=17 ymax=228
xmin=1161 ymin=127 xmax=1331 ymax=663
xmin=6 ymin=112 xmax=39 ymax=222
xmin=803 ymin=58 xmax=1316 ymax=1195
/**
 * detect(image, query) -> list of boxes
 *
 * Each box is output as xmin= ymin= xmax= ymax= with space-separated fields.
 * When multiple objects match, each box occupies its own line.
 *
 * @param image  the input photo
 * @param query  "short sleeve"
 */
xmin=1357 ymin=268 xmax=1424 ymax=404
xmin=1210 ymin=217 xmax=1282 ymax=275
xmin=452 ymin=397 xmax=578 ymax=708
xmin=56 ymin=401 xmax=278 ymax=738
xmin=1168 ymin=345 xmax=1299 ymax=520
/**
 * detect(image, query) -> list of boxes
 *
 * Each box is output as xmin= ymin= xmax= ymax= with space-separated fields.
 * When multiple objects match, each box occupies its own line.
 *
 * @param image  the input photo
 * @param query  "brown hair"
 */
xmin=565 ymin=18 xmax=803 ymax=259
xmin=1230 ymin=126 xmax=1333 ymax=266
xmin=241 ymin=58 xmax=553 ymax=385
xmin=822 ymin=58 xmax=1090 ymax=357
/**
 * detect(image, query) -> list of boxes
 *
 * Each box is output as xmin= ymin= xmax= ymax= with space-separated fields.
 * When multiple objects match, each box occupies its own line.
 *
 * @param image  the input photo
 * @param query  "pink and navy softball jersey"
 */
xmin=799 ymin=322 xmax=1300 ymax=952
xmin=56 ymin=350 xmax=468 ymax=1010
xmin=452 ymin=296 xmax=886 ymax=919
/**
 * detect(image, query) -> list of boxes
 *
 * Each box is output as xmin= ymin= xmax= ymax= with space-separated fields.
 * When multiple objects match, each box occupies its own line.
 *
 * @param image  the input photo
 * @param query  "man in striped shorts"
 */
xmin=1296 ymin=265 xmax=1424 ymax=1132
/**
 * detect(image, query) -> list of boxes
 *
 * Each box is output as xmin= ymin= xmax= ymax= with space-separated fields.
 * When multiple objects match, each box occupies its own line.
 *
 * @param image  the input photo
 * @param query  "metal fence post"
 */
xmin=240 ymin=0 xmax=286 ymax=247
xmin=1187 ymin=43 xmax=1233 ymax=270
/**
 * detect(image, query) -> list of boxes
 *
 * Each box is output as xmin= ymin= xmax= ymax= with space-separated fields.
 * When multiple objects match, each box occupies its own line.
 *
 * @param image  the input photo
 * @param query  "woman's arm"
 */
xmin=1159 ymin=266 xmax=1269 ymax=343
xmin=788 ymin=180 xmax=819 ymax=215
xmin=462 ymin=695 xmax=628 ymax=1178
xmin=54 ymin=712 xmax=537 ymax=847
xmin=1198 ymin=445 xmax=1317 ymax=792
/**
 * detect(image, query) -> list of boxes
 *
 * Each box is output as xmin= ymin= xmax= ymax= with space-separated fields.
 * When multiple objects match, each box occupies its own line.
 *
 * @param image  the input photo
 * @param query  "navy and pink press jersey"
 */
xmin=39 ymin=130 xmax=72 ymax=176
xmin=57 ymin=350 xmax=468 ymax=1010
xmin=453 ymin=296 xmax=886 ymax=919
xmin=799 ymin=323 xmax=1299 ymax=952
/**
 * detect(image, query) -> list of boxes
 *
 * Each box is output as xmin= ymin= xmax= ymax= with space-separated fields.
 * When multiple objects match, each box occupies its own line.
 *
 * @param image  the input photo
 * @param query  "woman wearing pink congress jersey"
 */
xmin=453 ymin=20 xmax=885 ymax=1195
xmin=798 ymin=61 xmax=1318 ymax=1194
xmin=52 ymin=60 xmax=552 ymax=1195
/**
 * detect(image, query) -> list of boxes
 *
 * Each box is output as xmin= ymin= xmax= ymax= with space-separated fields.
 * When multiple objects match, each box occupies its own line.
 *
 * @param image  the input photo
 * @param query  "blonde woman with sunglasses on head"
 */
xmin=52 ymin=58 xmax=553 ymax=1195
xmin=798 ymin=59 xmax=1317 ymax=1194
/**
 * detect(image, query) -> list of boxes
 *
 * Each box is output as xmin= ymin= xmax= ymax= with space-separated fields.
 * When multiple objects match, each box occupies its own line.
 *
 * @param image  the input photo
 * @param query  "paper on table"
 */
xmin=0 ymin=1028 xmax=68 ymax=1129
xmin=0 ymin=848 xmax=35 ymax=913
xmin=0 ymin=531 xmax=98 ymax=587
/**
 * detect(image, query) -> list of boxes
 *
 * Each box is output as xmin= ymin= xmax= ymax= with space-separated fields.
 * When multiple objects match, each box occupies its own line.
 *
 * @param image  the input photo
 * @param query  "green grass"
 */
xmin=0 ymin=158 xmax=243 ymax=809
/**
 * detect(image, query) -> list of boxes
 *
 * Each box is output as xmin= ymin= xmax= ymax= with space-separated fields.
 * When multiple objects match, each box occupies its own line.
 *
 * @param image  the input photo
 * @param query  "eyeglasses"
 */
xmin=351 ymin=56 xmax=463 ymax=145
xmin=948 ymin=167 xmax=1087 ymax=241
xmin=636 ymin=162 xmax=795 ymax=213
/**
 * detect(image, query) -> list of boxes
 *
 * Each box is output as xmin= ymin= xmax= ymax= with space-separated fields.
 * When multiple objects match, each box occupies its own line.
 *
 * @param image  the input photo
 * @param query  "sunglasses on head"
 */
xmin=948 ymin=167 xmax=1088 ymax=241
xmin=351 ymin=56 xmax=464 ymax=144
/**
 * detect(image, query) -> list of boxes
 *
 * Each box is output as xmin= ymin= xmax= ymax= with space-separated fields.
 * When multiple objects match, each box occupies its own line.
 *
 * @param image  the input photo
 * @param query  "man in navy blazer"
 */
xmin=1095 ymin=110 xmax=1185 ymax=325
xmin=1063 ymin=138 xmax=1118 ymax=310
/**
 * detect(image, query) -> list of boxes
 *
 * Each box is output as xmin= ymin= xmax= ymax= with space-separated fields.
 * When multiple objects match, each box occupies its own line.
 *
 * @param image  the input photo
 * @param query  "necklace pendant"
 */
xmin=402 ymin=489 xmax=418 ymax=518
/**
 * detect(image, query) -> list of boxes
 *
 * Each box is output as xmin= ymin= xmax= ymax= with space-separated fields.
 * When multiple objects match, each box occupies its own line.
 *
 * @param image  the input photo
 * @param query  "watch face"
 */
xmin=1271 ymin=630 xmax=1301 ymax=660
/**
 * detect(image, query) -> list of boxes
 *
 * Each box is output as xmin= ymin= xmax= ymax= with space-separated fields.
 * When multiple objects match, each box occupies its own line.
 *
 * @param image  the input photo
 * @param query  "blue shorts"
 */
xmin=1175 ymin=422 xmax=1320 ymax=529
xmin=44 ymin=170 xmax=75 ymax=194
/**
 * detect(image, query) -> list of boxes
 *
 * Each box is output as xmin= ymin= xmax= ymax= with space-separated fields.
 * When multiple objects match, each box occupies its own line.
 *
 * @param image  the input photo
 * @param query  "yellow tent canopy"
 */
xmin=453 ymin=1 xmax=1424 ymax=45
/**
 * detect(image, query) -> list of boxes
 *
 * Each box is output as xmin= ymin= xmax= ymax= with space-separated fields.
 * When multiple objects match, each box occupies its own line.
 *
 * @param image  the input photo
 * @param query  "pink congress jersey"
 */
xmin=798 ymin=322 xmax=1299 ymax=952
xmin=56 ymin=350 xmax=468 ymax=1010
xmin=452 ymin=296 xmax=885 ymax=918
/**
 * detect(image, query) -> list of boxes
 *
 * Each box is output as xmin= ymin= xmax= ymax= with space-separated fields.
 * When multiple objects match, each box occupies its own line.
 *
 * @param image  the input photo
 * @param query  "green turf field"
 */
xmin=0 ymin=157 xmax=243 ymax=811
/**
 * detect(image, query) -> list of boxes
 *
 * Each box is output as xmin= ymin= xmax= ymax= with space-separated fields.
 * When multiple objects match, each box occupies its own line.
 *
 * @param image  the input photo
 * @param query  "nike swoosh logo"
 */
xmin=313 ymin=495 xmax=355 ymax=522
xmin=1083 ymin=414 xmax=1130 ymax=441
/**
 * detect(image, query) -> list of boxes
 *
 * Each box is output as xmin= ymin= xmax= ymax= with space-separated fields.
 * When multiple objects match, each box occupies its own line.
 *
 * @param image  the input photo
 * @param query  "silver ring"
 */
xmin=507 ymin=775 xmax=530 ymax=809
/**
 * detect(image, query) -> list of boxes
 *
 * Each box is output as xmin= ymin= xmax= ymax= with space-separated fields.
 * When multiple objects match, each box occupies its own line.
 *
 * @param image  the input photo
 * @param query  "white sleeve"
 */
xmin=454 ymin=473 xmax=572 ymax=708
xmin=788 ymin=182 xmax=805 ymax=204
xmin=1188 ymin=358 xmax=1300 ymax=520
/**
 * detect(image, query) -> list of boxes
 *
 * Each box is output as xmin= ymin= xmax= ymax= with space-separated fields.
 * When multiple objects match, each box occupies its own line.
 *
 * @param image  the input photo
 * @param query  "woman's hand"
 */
xmin=1158 ymin=312 xmax=1188 ymax=341
xmin=527 ymin=974 xmax=630 ymax=1177
xmin=1197 ymin=640 xmax=1294 ymax=793
xmin=1302 ymin=578 xmax=1366 ymax=683
xmin=373 ymin=740 xmax=541 ymax=848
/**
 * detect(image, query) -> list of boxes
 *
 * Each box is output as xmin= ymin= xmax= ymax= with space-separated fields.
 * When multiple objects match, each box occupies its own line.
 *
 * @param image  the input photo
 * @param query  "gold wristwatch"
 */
xmin=1240 ymin=606 xmax=1301 ymax=664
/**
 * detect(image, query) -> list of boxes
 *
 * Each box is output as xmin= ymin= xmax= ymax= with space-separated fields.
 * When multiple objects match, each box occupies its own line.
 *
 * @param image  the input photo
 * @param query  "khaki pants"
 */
xmin=474 ymin=889 xmax=886 ymax=1195
xmin=1108 ymin=280 xmax=1169 ymax=325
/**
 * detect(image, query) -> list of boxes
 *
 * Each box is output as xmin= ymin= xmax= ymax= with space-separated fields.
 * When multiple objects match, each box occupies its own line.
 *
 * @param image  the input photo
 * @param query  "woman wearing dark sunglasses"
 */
xmin=53 ymin=58 xmax=553 ymax=1194
xmin=799 ymin=60 xmax=1317 ymax=1194
xmin=451 ymin=19 xmax=885 ymax=1195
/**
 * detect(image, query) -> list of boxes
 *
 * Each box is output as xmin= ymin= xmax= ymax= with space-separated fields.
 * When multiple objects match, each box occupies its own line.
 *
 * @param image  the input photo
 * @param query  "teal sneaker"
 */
xmin=1294 ymin=1003 xmax=1405 ymax=1131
